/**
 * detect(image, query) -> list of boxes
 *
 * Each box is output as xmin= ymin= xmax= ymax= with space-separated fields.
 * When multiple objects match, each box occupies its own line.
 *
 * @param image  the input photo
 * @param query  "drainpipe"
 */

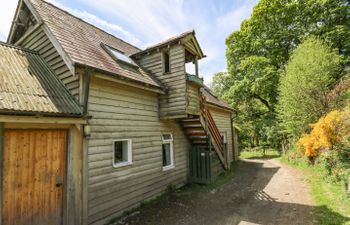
xmin=83 ymin=68 xmax=93 ymax=115
xmin=230 ymin=113 xmax=237 ymax=161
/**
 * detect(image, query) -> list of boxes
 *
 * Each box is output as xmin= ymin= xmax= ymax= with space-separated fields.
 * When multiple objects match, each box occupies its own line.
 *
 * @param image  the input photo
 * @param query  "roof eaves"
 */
xmin=75 ymin=62 xmax=166 ymax=94
xmin=0 ymin=41 xmax=39 ymax=55
xmin=206 ymin=101 xmax=234 ymax=112
xmin=131 ymin=30 xmax=195 ymax=57
xmin=0 ymin=109 xmax=84 ymax=118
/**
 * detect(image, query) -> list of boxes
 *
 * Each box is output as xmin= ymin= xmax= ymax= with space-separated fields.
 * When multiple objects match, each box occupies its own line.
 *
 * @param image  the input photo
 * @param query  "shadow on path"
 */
xmin=112 ymin=159 xmax=349 ymax=225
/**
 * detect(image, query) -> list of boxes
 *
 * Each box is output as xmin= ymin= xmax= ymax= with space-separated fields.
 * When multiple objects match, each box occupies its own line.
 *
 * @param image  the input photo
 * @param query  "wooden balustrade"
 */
xmin=200 ymin=94 xmax=227 ymax=169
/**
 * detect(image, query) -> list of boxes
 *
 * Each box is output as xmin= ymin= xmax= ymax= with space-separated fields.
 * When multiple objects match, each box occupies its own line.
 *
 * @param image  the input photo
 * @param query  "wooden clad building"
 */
xmin=0 ymin=0 xmax=239 ymax=224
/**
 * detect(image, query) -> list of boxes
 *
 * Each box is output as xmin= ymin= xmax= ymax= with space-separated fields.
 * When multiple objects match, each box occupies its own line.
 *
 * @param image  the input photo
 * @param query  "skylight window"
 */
xmin=102 ymin=44 xmax=136 ymax=66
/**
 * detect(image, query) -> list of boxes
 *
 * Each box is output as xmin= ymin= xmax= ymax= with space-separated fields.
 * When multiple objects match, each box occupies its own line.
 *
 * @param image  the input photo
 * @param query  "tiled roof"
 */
xmin=0 ymin=42 xmax=83 ymax=116
xmin=202 ymin=86 xmax=233 ymax=111
xmin=28 ymin=0 xmax=162 ymax=88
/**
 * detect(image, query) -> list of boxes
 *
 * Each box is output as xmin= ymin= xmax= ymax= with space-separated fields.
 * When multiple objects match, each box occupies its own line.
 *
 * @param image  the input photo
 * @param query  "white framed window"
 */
xmin=112 ymin=139 xmax=132 ymax=168
xmin=162 ymin=133 xmax=174 ymax=171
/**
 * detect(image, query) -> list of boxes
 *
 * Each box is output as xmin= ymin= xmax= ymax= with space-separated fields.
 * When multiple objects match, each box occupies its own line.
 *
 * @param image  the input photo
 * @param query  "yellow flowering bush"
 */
xmin=298 ymin=110 xmax=348 ymax=157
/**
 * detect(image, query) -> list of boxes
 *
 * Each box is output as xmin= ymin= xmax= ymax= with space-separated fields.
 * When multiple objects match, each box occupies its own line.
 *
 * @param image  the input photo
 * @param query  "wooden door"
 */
xmin=2 ymin=129 xmax=67 ymax=225
xmin=189 ymin=145 xmax=212 ymax=184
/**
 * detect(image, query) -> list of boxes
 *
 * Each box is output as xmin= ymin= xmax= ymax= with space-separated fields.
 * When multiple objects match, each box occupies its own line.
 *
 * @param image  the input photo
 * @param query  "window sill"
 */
xmin=113 ymin=162 xmax=132 ymax=168
xmin=162 ymin=165 xmax=175 ymax=171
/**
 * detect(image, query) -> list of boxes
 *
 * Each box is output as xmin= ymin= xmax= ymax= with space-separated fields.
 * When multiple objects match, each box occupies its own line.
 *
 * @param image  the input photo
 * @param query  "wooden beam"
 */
xmin=0 ymin=115 xmax=86 ymax=124
xmin=83 ymin=69 xmax=93 ymax=115
xmin=23 ymin=0 xmax=42 ymax=22
xmin=41 ymin=24 xmax=75 ymax=75
xmin=81 ymin=125 xmax=88 ymax=225
xmin=0 ymin=123 xmax=3 ymax=225
xmin=15 ymin=21 xmax=42 ymax=45
xmin=195 ymin=56 xmax=199 ymax=76
xmin=7 ymin=0 xmax=23 ymax=43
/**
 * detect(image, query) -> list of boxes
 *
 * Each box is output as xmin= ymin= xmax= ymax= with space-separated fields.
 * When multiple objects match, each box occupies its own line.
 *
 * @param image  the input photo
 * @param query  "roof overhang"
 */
xmin=78 ymin=64 xmax=166 ymax=95
xmin=206 ymin=102 xmax=234 ymax=113
xmin=131 ymin=30 xmax=205 ymax=59
xmin=0 ymin=114 xmax=87 ymax=124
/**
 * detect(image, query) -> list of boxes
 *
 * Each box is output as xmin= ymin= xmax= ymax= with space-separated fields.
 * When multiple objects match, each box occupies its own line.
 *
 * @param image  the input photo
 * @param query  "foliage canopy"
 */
xmin=277 ymin=37 xmax=341 ymax=137
xmin=214 ymin=0 xmax=350 ymax=148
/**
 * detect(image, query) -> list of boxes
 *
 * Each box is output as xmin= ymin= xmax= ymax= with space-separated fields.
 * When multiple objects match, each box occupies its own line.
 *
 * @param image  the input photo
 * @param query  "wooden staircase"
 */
xmin=180 ymin=95 xmax=228 ymax=170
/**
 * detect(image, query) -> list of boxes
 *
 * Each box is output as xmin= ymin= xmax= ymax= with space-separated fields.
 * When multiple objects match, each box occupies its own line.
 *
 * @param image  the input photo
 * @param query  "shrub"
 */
xmin=315 ymin=150 xmax=350 ymax=185
xmin=297 ymin=110 xmax=348 ymax=157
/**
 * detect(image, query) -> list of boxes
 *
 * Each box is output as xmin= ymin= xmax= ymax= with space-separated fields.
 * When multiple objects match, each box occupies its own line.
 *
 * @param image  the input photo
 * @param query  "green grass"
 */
xmin=279 ymin=155 xmax=350 ymax=225
xmin=240 ymin=149 xmax=281 ymax=159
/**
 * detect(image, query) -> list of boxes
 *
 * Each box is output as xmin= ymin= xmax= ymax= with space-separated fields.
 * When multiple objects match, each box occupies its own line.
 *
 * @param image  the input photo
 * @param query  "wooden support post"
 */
xmin=195 ymin=56 xmax=199 ymax=77
xmin=81 ymin=125 xmax=88 ymax=225
xmin=0 ymin=123 xmax=3 ymax=225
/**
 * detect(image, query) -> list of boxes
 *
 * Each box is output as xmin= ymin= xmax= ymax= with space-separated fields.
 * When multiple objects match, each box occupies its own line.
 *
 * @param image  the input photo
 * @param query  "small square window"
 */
xmin=113 ymin=139 xmax=132 ymax=167
xmin=162 ymin=133 xmax=174 ymax=170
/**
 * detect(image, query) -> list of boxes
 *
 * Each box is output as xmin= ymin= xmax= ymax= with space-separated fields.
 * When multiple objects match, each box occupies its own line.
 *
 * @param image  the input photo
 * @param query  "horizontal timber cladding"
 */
xmin=137 ymin=44 xmax=187 ymax=119
xmin=186 ymin=83 xmax=200 ymax=115
xmin=87 ymin=76 xmax=190 ymax=225
xmin=208 ymin=106 xmax=234 ymax=162
xmin=18 ymin=26 xmax=80 ymax=100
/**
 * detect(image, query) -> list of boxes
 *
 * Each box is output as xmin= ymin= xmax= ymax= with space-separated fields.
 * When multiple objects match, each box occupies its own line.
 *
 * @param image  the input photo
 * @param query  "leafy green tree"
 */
xmin=277 ymin=37 xmax=341 ymax=137
xmin=211 ymin=72 xmax=232 ymax=97
xmin=220 ymin=0 xmax=349 ymax=148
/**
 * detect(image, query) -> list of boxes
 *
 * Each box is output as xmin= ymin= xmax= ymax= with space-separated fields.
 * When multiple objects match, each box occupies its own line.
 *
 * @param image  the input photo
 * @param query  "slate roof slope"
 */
xmin=28 ymin=0 xmax=162 ymax=88
xmin=202 ymin=86 xmax=233 ymax=111
xmin=0 ymin=42 xmax=83 ymax=116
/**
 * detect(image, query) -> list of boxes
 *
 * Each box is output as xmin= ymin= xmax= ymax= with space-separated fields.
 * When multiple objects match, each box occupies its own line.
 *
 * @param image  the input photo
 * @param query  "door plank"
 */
xmin=2 ymin=130 xmax=66 ymax=225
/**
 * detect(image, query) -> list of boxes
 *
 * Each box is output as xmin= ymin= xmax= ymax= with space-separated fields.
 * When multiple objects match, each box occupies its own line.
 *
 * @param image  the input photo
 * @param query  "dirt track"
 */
xmin=114 ymin=158 xmax=316 ymax=225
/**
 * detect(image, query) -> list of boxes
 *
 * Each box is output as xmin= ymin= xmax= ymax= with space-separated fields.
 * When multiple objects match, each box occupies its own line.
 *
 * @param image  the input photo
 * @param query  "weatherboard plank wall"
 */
xmin=137 ymin=44 xmax=187 ymax=119
xmin=186 ymin=83 xmax=200 ymax=115
xmin=208 ymin=106 xmax=234 ymax=162
xmin=86 ymin=76 xmax=190 ymax=225
xmin=18 ymin=26 xmax=80 ymax=99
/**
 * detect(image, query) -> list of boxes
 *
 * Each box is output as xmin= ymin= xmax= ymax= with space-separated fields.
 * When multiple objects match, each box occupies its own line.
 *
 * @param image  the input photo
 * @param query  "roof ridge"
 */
xmin=31 ymin=0 xmax=142 ymax=51
xmin=0 ymin=41 xmax=39 ymax=55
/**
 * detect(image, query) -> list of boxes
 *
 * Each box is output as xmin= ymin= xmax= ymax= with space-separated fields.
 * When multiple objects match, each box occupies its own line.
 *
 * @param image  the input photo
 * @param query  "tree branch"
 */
xmin=252 ymin=93 xmax=272 ymax=111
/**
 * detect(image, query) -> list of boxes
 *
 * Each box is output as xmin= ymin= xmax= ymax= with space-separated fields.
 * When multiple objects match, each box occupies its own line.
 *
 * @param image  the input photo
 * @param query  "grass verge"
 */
xmin=279 ymin=156 xmax=350 ymax=225
xmin=240 ymin=149 xmax=281 ymax=159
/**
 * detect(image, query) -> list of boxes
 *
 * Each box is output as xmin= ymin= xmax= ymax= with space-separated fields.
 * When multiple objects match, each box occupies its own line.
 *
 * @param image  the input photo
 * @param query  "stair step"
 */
xmin=181 ymin=120 xmax=201 ymax=125
xmin=186 ymin=127 xmax=205 ymax=132
xmin=183 ymin=124 xmax=202 ymax=128
xmin=187 ymin=132 xmax=207 ymax=137
xmin=192 ymin=140 xmax=209 ymax=144
xmin=189 ymin=135 xmax=208 ymax=139
xmin=181 ymin=118 xmax=200 ymax=122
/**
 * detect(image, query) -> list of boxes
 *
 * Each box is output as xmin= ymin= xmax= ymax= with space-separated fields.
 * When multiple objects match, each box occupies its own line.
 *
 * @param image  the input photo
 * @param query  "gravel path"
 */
xmin=114 ymin=158 xmax=316 ymax=225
